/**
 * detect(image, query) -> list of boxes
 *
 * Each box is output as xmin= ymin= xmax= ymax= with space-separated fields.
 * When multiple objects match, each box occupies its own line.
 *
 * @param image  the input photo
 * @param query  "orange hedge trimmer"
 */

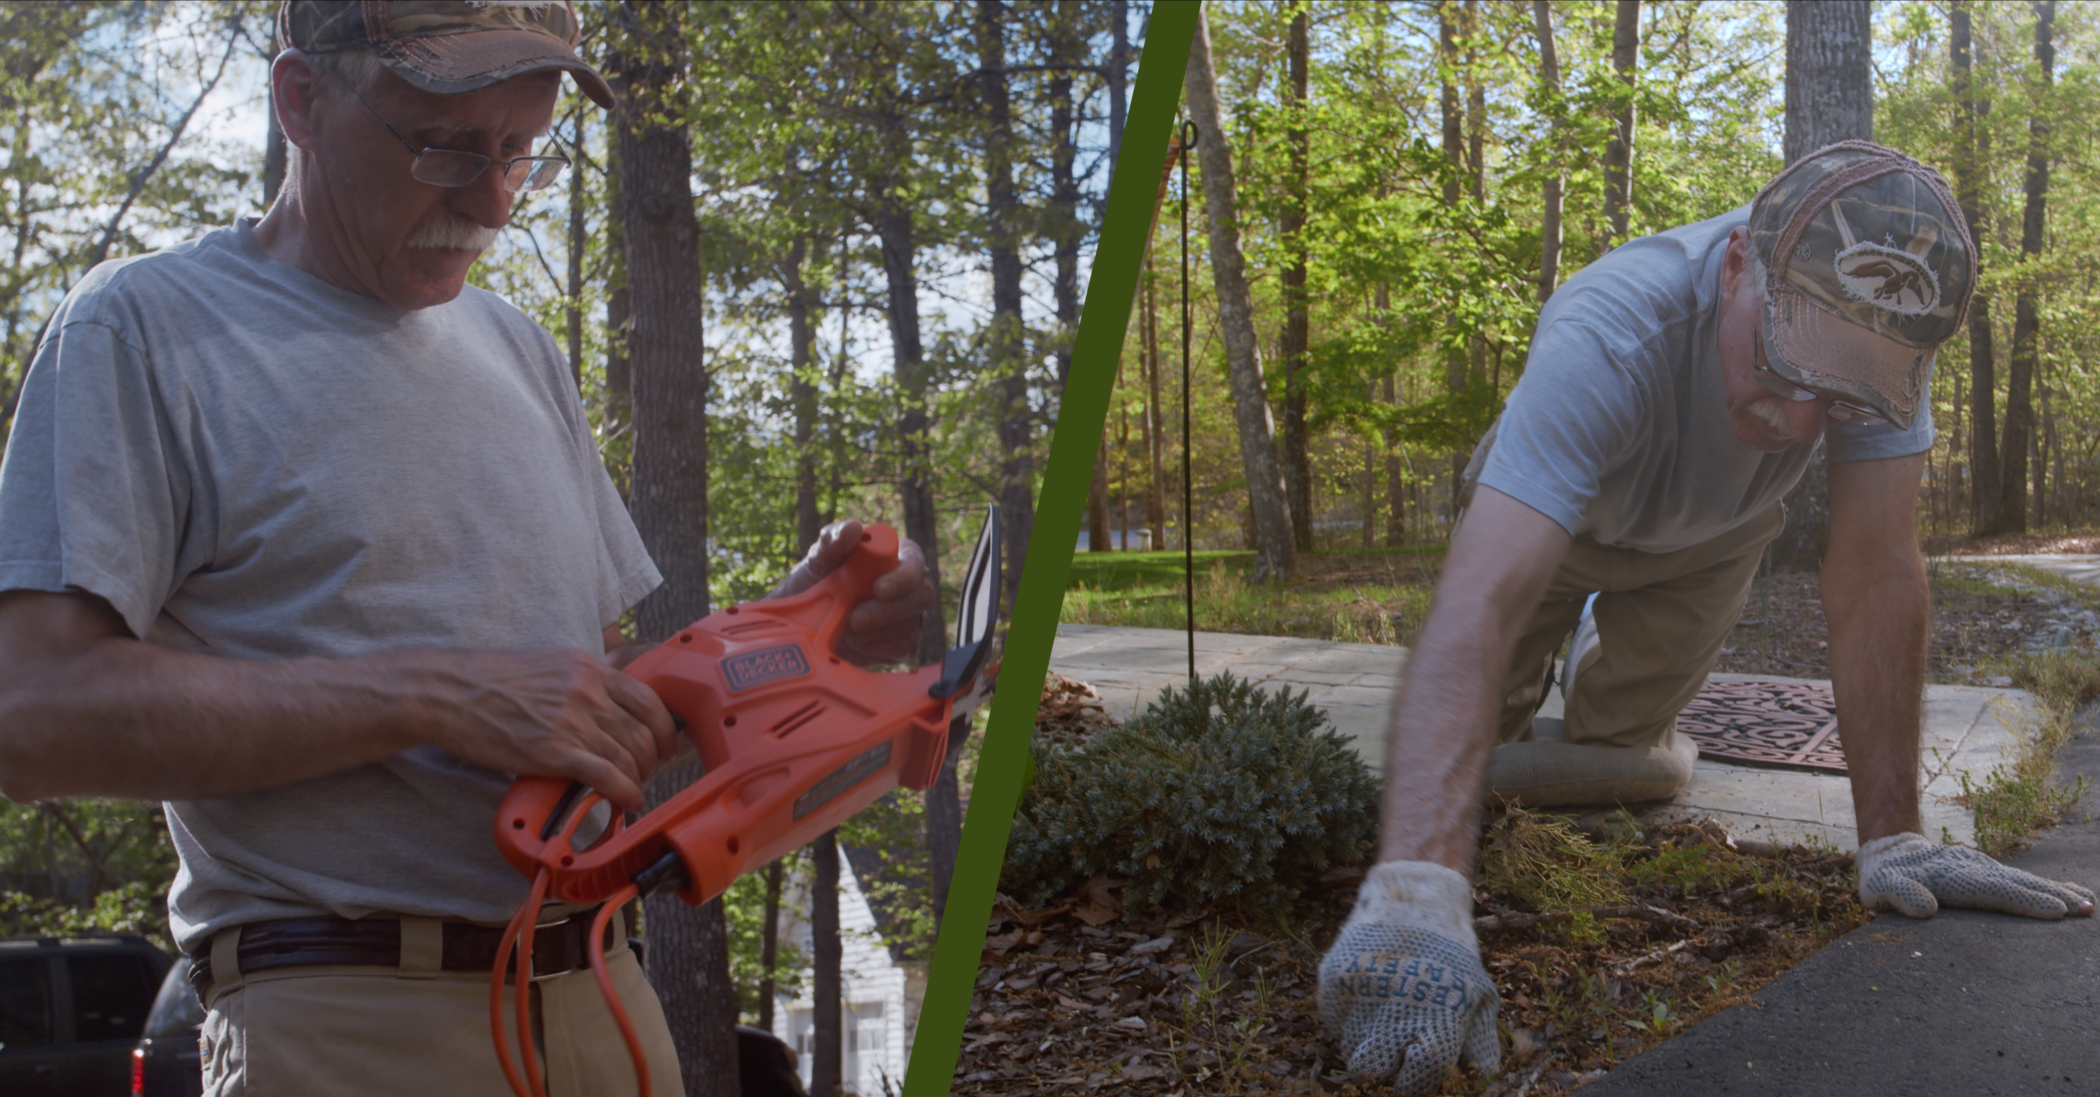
xmin=488 ymin=510 xmax=1001 ymax=1097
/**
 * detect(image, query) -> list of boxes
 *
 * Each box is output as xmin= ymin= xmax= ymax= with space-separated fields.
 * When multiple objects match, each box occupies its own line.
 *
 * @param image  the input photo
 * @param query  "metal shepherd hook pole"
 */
xmin=1179 ymin=117 xmax=1198 ymax=683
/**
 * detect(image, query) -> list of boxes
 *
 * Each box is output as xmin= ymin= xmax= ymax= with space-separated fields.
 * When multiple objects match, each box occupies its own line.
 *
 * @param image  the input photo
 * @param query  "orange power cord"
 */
xmin=492 ymin=795 xmax=651 ymax=1097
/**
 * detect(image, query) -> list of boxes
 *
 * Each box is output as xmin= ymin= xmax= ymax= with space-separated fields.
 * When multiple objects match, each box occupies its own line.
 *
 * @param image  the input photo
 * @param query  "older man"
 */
xmin=0 ymin=4 xmax=928 ymax=1095
xmin=1315 ymin=142 xmax=2097 ymax=1095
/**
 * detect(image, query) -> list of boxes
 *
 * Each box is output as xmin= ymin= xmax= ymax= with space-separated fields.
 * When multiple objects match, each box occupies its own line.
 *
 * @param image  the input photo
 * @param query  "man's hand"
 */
xmin=1857 ymin=832 xmax=2096 ymax=920
xmin=769 ymin=518 xmax=937 ymax=666
xmin=1318 ymin=861 xmax=1501 ymax=1096
xmin=415 ymin=649 xmax=677 ymax=815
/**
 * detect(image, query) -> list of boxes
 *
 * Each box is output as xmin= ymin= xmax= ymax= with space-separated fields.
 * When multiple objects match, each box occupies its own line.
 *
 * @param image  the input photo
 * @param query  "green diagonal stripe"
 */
xmin=901 ymin=3 xmax=1197 ymax=1093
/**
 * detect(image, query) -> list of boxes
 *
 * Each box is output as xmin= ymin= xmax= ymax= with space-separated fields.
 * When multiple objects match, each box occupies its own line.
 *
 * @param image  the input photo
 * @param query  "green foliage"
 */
xmin=1961 ymin=695 xmax=2092 ymax=857
xmin=720 ymin=851 xmax=808 ymax=1021
xmin=1627 ymin=844 xmax=1750 ymax=892
xmin=1098 ymin=1 xmax=1789 ymax=554
xmin=0 ymin=799 xmax=180 ymax=953
xmin=839 ymin=790 xmax=936 ymax=963
xmin=1001 ymin=671 xmax=1380 ymax=915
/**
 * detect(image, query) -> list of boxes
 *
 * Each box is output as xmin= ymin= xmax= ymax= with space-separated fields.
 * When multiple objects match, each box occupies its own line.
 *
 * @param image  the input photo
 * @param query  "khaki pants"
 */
xmin=199 ymin=917 xmax=684 ymax=1097
xmin=1495 ymin=503 xmax=1783 ymax=749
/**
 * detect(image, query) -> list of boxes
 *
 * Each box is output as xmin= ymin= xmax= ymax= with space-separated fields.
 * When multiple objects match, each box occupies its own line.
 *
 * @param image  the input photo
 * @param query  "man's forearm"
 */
xmin=1378 ymin=593 xmax=1517 ymax=872
xmin=0 ymin=639 xmax=429 ymax=802
xmin=1823 ymin=453 xmax=1932 ymax=844
xmin=1378 ymin=488 xmax=1571 ymax=872
xmin=0 ymin=590 xmax=674 ymax=809
xmin=1824 ymin=551 xmax=1929 ymax=842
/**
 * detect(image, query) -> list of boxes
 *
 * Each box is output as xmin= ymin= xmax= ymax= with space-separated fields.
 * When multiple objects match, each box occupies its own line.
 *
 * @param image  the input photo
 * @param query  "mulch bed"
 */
xmin=959 ymin=683 xmax=1870 ymax=1097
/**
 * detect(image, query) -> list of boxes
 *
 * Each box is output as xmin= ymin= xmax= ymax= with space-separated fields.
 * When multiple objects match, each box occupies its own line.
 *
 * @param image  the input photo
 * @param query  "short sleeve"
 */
xmin=1477 ymin=319 xmax=1648 ymax=537
xmin=0 ymin=317 xmax=188 ymax=638
xmin=512 ymin=314 xmax=660 ymax=626
xmin=589 ymin=457 xmax=661 ymax=626
xmin=1826 ymin=369 xmax=1935 ymax=464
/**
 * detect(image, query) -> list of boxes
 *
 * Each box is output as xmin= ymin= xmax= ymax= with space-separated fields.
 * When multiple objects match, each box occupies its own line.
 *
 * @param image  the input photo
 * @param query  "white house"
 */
xmin=770 ymin=855 xmax=928 ymax=1096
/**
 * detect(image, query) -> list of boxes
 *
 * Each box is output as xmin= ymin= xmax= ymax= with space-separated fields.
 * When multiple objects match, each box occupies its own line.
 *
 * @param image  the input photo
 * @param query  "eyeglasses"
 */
xmin=1751 ymin=327 xmax=1889 ymax=426
xmin=334 ymin=75 xmax=568 ymax=194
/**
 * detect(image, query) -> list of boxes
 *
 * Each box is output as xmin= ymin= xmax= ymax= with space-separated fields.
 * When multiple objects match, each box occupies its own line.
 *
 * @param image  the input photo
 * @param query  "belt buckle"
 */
xmin=528 ymin=908 xmax=588 ymax=982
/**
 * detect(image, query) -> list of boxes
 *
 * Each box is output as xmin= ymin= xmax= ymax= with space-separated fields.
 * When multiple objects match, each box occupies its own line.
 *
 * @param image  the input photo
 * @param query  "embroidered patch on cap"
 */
xmin=1833 ymin=241 xmax=1940 ymax=316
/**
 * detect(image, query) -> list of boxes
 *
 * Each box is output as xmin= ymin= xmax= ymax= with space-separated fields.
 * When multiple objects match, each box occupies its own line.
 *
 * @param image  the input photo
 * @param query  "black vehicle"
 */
xmin=132 ymin=957 xmax=204 ymax=1097
xmin=0 ymin=933 xmax=171 ymax=1097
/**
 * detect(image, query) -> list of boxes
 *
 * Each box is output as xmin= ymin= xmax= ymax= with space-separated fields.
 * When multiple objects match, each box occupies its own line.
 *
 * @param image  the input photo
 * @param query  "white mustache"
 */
xmin=1747 ymin=395 xmax=1797 ymax=442
xmin=405 ymin=217 xmax=500 ymax=252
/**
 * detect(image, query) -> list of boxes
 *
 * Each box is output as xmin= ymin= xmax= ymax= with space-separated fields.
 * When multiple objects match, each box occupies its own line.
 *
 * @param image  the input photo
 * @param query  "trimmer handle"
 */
xmin=494 ymin=522 xmax=953 ymax=907
xmin=751 ymin=523 xmax=903 ymax=663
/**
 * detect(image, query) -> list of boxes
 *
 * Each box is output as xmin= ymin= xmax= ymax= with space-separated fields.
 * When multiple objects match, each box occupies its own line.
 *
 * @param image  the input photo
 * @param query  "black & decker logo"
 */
xmin=722 ymin=644 xmax=811 ymax=692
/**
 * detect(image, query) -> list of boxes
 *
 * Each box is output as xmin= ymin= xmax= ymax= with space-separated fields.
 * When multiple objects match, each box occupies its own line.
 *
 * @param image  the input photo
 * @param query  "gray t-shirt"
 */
xmin=1478 ymin=205 xmax=1934 ymax=552
xmin=0 ymin=221 xmax=661 ymax=952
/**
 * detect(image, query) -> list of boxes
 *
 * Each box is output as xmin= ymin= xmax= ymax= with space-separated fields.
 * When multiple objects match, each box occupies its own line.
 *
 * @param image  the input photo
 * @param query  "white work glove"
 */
xmin=1317 ymin=861 xmax=1501 ymax=1096
xmin=1857 ymin=832 xmax=2096 ymax=920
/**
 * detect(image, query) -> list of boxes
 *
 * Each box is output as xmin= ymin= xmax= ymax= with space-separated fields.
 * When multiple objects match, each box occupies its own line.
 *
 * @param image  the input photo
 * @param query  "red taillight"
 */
xmin=130 ymin=1046 xmax=145 ymax=1095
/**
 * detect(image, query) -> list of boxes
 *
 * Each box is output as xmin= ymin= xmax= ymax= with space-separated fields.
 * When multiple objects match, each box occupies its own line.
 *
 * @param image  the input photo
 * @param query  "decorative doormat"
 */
xmin=1677 ymin=678 xmax=1847 ymax=774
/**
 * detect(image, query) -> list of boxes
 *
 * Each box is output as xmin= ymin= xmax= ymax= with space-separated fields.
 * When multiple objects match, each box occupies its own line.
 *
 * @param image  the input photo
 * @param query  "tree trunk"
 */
xmin=873 ymin=197 xmax=944 ymax=663
xmin=1108 ymin=0 xmax=1129 ymax=171
xmin=1464 ymin=0 xmax=1484 ymax=205
xmin=566 ymin=109 xmax=586 ymax=391
xmin=1463 ymin=0 xmax=1487 ymax=390
xmin=1534 ymin=0 xmax=1564 ymax=302
xmin=1783 ymin=0 xmax=1873 ymax=163
xmin=1184 ymin=8 xmax=1294 ymax=582
xmin=1600 ymin=0 xmax=1640 ymax=251
xmin=1951 ymin=1 xmax=2002 ymax=534
xmin=981 ymin=0 xmax=1032 ymax=618
xmin=1075 ymin=2 xmax=1110 ymax=553
xmin=811 ymin=830 xmax=842 ymax=1096
xmin=1438 ymin=3 xmax=1461 ymax=211
xmin=757 ymin=860 xmax=782 ymax=1033
xmin=1144 ymin=259 xmax=1167 ymax=550
xmin=612 ymin=5 xmax=736 ymax=1090
xmin=1088 ymin=438 xmax=1112 ymax=550
xmin=1437 ymin=2 xmax=1471 ymax=512
xmin=1380 ymin=287 xmax=1405 ymax=548
xmin=1771 ymin=0 xmax=1872 ymax=569
xmin=786 ymin=233 xmax=822 ymax=548
xmin=2001 ymin=0 xmax=2054 ymax=535
xmin=1279 ymin=5 xmax=1312 ymax=552
xmin=1361 ymin=378 xmax=1376 ymax=550
xmin=1050 ymin=0 xmax=1084 ymax=394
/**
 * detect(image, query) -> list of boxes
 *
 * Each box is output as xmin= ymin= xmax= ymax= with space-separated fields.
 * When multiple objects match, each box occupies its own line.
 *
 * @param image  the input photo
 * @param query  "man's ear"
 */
xmin=1721 ymin=225 xmax=1752 ymax=296
xmin=272 ymin=49 xmax=323 ymax=152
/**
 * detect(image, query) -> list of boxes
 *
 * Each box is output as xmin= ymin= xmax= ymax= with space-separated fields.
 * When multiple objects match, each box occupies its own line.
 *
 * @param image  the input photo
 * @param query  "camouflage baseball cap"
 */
xmin=278 ymin=1 xmax=614 ymax=110
xmin=1747 ymin=140 xmax=1975 ymax=431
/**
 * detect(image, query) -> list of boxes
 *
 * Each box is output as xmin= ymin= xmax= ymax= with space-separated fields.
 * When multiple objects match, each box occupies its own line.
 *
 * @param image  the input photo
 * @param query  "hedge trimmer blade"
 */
xmin=932 ymin=505 xmax=1001 ymax=700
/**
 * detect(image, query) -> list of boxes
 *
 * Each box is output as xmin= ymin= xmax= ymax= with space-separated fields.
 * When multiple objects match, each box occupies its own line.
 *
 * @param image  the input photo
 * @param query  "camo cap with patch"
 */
xmin=278 ymin=1 xmax=613 ymax=110
xmin=1747 ymin=140 xmax=1975 ymax=431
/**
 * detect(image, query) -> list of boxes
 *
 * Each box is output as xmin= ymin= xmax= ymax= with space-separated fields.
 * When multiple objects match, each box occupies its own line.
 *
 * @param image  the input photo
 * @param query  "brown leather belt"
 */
xmin=188 ymin=907 xmax=632 ymax=1001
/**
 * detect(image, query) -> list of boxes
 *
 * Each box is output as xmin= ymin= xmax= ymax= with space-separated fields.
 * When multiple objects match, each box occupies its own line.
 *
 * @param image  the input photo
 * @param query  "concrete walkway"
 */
xmin=1050 ymin=623 xmax=2021 ymax=851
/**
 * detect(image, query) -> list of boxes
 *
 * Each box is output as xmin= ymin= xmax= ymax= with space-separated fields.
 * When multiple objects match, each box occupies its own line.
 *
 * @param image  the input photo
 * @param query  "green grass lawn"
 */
xmin=1062 ymin=546 xmax=1447 ymax=645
